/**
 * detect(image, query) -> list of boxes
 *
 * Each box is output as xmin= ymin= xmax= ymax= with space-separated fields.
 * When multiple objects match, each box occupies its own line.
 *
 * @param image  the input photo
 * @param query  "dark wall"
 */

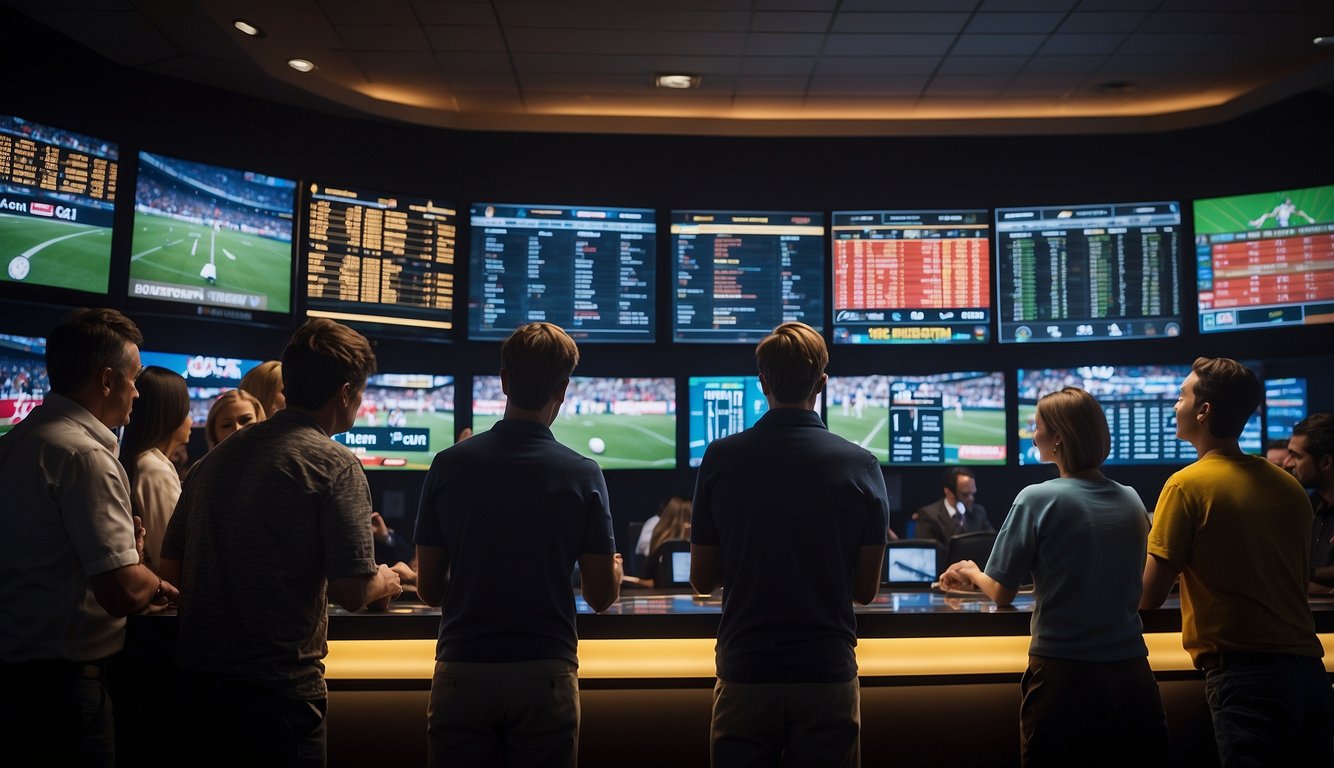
xmin=3 ymin=9 xmax=1333 ymax=546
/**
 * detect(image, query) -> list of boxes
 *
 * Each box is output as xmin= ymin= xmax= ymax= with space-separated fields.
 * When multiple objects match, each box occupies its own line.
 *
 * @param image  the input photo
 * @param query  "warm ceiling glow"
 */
xmin=655 ymin=74 xmax=699 ymax=90
xmin=232 ymin=19 xmax=262 ymax=37
xmin=350 ymin=83 xmax=457 ymax=111
xmin=287 ymin=58 xmax=317 ymax=73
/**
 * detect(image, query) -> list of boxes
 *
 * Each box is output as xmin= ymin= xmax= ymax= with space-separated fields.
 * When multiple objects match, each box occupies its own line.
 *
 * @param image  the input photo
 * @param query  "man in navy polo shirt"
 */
xmin=691 ymin=321 xmax=889 ymax=767
xmin=415 ymin=322 xmax=621 ymax=768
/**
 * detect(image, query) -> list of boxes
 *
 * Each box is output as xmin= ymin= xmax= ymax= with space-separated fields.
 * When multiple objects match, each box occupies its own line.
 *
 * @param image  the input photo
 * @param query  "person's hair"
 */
xmin=501 ymin=322 xmax=579 ymax=410
xmin=46 ymin=308 xmax=143 ymax=393
xmin=648 ymin=496 xmax=692 ymax=560
xmin=1189 ymin=357 xmax=1262 ymax=439
xmin=118 ymin=366 xmax=189 ymax=512
xmin=280 ymin=319 xmax=377 ymax=411
xmin=1035 ymin=386 xmax=1110 ymax=473
xmin=754 ymin=322 xmax=827 ymax=404
xmin=942 ymin=466 xmax=975 ymax=495
xmin=238 ymin=360 xmax=283 ymax=418
xmin=1292 ymin=413 xmax=1334 ymax=461
xmin=205 ymin=388 xmax=266 ymax=449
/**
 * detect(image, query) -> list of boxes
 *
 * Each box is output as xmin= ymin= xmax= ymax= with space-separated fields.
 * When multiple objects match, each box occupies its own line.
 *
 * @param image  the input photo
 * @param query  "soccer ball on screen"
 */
xmin=588 ymin=437 xmax=606 ymax=455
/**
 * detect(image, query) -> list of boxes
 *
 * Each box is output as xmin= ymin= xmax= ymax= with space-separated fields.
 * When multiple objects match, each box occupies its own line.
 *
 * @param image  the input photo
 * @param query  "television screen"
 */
xmin=0 ymin=114 xmax=118 ymax=295
xmin=672 ymin=210 xmax=825 ymax=343
xmin=468 ymin=202 xmax=656 ymax=342
xmin=1017 ymin=365 xmax=1198 ymax=466
xmin=687 ymin=376 xmax=768 ymax=467
xmin=831 ymin=209 xmax=990 ymax=344
xmin=0 ymin=334 xmax=47 ymax=434
xmin=129 ymin=152 xmax=296 ymax=321
xmin=331 ymin=374 xmax=454 ymax=470
xmin=885 ymin=542 xmax=939 ymax=585
xmin=303 ymin=182 xmax=456 ymax=337
xmin=995 ymin=201 xmax=1182 ymax=343
xmin=138 ymin=350 xmax=264 ymax=425
xmin=1194 ymin=183 xmax=1334 ymax=333
xmin=1265 ymin=377 xmax=1307 ymax=445
xmin=828 ymin=373 xmax=1005 ymax=466
xmin=473 ymin=376 xmax=675 ymax=469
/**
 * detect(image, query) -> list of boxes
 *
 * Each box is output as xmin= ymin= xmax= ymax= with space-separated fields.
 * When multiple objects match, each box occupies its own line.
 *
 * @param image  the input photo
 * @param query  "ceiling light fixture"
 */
xmin=232 ymin=19 xmax=263 ymax=37
xmin=1315 ymin=36 xmax=1333 ymax=46
xmin=655 ymin=74 xmax=699 ymax=90
xmin=287 ymin=58 xmax=317 ymax=73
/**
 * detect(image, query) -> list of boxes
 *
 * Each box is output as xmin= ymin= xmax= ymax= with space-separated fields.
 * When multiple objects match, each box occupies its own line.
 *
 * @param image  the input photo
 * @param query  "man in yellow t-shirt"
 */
xmin=1141 ymin=357 xmax=1333 ymax=766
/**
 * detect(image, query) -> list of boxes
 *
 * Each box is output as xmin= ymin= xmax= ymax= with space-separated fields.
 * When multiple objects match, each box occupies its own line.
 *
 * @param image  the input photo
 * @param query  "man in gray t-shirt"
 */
xmin=161 ymin=319 xmax=400 ymax=767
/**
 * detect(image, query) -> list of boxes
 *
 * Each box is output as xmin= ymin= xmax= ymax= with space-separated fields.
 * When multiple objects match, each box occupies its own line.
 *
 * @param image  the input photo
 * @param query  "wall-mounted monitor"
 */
xmin=1194 ymin=183 xmax=1334 ymax=333
xmin=303 ymin=182 xmax=456 ymax=338
xmin=0 ymin=114 xmax=118 ymax=297
xmin=827 ymin=373 xmax=1005 ymax=466
xmin=1265 ymin=377 xmax=1307 ymax=444
xmin=995 ymin=201 xmax=1182 ymax=343
xmin=687 ymin=376 xmax=768 ymax=467
xmin=138 ymin=350 xmax=264 ymax=425
xmin=468 ymin=202 xmax=656 ymax=342
xmin=831 ymin=209 xmax=990 ymax=344
xmin=129 ymin=152 xmax=296 ymax=323
xmin=0 ymin=334 xmax=47 ymax=434
xmin=473 ymin=376 xmax=675 ymax=469
xmin=331 ymin=374 xmax=454 ymax=470
xmin=1017 ymin=365 xmax=1196 ymax=466
xmin=672 ymin=210 xmax=824 ymax=343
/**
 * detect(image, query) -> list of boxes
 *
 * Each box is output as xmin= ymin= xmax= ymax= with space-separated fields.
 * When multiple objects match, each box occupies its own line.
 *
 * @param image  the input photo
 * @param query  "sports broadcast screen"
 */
xmin=138 ymin=351 xmax=264 ymax=425
xmin=129 ymin=152 xmax=296 ymax=321
xmin=1194 ymin=183 xmax=1334 ymax=333
xmin=331 ymin=374 xmax=454 ymax=470
xmin=472 ymin=376 xmax=675 ymax=469
xmin=687 ymin=376 xmax=768 ymax=467
xmin=827 ymin=373 xmax=1005 ymax=466
xmin=0 ymin=334 xmax=47 ymax=435
xmin=0 ymin=114 xmax=117 ymax=295
xmin=303 ymin=182 xmax=456 ymax=336
xmin=832 ymin=209 xmax=990 ymax=344
xmin=996 ymin=201 xmax=1182 ymax=343
xmin=1017 ymin=365 xmax=1196 ymax=466
xmin=1266 ymin=377 xmax=1307 ymax=445
xmin=468 ymin=202 xmax=656 ymax=342
xmin=672 ymin=210 xmax=825 ymax=343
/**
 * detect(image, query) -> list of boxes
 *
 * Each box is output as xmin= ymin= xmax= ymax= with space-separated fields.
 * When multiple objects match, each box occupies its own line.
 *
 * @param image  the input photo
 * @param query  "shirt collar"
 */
xmin=42 ymin=393 xmax=119 ymax=452
xmin=488 ymin=418 xmax=556 ymax=439
xmin=755 ymin=408 xmax=825 ymax=428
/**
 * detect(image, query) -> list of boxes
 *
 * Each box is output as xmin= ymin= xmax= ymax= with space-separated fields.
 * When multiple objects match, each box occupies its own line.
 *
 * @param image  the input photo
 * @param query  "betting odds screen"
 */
xmin=0 ymin=114 xmax=118 ymax=295
xmin=672 ymin=210 xmax=825 ymax=343
xmin=303 ymin=182 xmax=456 ymax=337
xmin=468 ymin=203 xmax=656 ymax=342
xmin=1017 ymin=365 xmax=1195 ymax=466
xmin=1265 ymin=377 xmax=1307 ymax=445
xmin=687 ymin=376 xmax=768 ymax=467
xmin=1194 ymin=183 xmax=1334 ymax=333
xmin=995 ymin=201 xmax=1182 ymax=343
xmin=832 ymin=210 xmax=990 ymax=344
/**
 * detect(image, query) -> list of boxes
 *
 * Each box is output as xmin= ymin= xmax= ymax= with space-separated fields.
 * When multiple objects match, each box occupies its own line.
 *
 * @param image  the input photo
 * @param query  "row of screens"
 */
xmin=0 ymin=335 xmax=1307 ymax=472
xmin=2 ymin=113 xmax=1332 ymax=344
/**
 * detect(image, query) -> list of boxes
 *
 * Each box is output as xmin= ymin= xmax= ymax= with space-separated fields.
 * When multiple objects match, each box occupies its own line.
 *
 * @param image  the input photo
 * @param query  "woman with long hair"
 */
xmin=119 ymin=366 xmax=191 ymax=574
xmin=642 ymin=496 xmax=692 ymax=580
xmin=940 ymin=387 xmax=1168 ymax=766
xmin=204 ymin=388 xmax=265 ymax=449
xmin=238 ymin=360 xmax=284 ymax=420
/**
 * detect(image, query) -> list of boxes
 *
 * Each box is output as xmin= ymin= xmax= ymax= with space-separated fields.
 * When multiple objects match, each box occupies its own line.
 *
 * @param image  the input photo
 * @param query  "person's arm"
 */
xmin=580 ymin=552 xmax=622 ymax=612
xmin=941 ymin=559 xmax=1017 ymax=606
xmin=689 ymin=544 xmax=721 ymax=595
xmin=415 ymin=545 xmax=449 ymax=607
xmin=1139 ymin=554 xmax=1179 ymax=609
xmin=328 ymin=563 xmax=401 ymax=612
xmin=89 ymin=563 xmax=177 ymax=616
xmin=852 ymin=544 xmax=885 ymax=605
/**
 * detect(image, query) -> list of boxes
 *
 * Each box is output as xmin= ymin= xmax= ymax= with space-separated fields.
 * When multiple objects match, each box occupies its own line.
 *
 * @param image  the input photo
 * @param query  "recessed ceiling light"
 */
xmin=1315 ymin=36 xmax=1334 ymax=46
xmin=287 ymin=58 xmax=317 ymax=73
xmin=655 ymin=74 xmax=699 ymax=90
xmin=232 ymin=19 xmax=263 ymax=37
xmin=1093 ymin=80 xmax=1138 ymax=95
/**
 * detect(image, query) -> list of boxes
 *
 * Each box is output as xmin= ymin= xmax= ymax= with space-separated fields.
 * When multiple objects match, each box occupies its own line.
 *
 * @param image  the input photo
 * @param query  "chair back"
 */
xmin=946 ymin=531 xmax=998 ymax=570
xmin=651 ymin=539 xmax=692 ymax=587
xmin=625 ymin=520 xmax=645 ymax=576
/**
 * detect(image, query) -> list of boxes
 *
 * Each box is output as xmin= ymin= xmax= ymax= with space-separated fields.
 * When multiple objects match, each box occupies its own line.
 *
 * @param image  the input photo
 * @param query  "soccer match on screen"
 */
xmin=332 ymin=374 xmax=455 ymax=471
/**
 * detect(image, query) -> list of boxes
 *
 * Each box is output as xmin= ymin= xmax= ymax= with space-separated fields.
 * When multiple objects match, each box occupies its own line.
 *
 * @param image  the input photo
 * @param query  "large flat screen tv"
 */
xmin=331 ymin=374 xmax=454 ymax=470
xmin=0 ymin=333 xmax=47 ymax=435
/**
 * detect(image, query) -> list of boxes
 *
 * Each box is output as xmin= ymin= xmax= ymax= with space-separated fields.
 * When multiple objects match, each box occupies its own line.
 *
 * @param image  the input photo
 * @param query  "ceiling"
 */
xmin=8 ymin=0 xmax=1334 ymax=136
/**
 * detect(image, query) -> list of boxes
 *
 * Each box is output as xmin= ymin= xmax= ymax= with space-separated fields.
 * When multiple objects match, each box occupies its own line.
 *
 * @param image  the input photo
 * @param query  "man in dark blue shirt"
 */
xmin=415 ymin=322 xmax=621 ymax=768
xmin=691 ymin=322 xmax=889 ymax=767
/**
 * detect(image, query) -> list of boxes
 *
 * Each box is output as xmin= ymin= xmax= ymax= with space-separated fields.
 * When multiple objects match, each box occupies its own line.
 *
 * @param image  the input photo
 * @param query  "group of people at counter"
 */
xmin=0 ymin=307 xmax=1332 ymax=768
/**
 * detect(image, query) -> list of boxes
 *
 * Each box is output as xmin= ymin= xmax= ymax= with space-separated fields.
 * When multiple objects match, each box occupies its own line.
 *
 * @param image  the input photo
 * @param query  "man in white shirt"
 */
xmin=0 ymin=308 xmax=177 ymax=767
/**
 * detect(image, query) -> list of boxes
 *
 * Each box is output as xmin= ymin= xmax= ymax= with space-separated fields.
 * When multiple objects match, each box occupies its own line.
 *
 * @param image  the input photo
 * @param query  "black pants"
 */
xmin=0 ymin=659 xmax=116 ymax=768
xmin=178 ymin=671 xmax=328 ymax=768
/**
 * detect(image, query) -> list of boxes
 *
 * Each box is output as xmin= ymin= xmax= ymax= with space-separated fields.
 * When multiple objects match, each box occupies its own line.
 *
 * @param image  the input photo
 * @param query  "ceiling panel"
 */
xmin=950 ymin=34 xmax=1048 ymax=56
xmin=829 ymin=13 xmax=970 ymax=35
xmin=823 ymin=33 xmax=955 ymax=57
xmin=336 ymin=24 xmax=431 ymax=50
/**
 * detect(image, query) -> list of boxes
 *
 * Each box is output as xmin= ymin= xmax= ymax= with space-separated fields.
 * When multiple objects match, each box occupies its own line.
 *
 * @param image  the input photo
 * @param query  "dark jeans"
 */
xmin=0 ymin=660 xmax=115 ymax=767
xmin=179 ymin=671 xmax=328 ymax=768
xmin=1202 ymin=652 xmax=1334 ymax=768
xmin=1019 ymin=654 xmax=1170 ymax=768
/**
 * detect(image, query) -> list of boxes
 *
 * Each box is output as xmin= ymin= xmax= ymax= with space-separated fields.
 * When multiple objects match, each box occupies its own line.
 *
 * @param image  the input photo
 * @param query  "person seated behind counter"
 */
xmin=914 ymin=466 xmax=994 ymax=542
xmin=1286 ymin=413 xmax=1334 ymax=590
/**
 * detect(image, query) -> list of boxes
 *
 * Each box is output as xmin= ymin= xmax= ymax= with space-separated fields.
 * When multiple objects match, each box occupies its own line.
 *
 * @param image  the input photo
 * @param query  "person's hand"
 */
xmin=370 ymin=511 xmax=390 ymax=543
xmin=133 ymin=515 xmax=147 ymax=563
xmin=140 ymin=577 xmax=179 ymax=614
xmin=612 ymin=553 xmax=624 ymax=581
xmin=390 ymin=561 xmax=417 ymax=588
xmin=938 ymin=560 xmax=978 ymax=592
xmin=366 ymin=563 xmax=403 ymax=612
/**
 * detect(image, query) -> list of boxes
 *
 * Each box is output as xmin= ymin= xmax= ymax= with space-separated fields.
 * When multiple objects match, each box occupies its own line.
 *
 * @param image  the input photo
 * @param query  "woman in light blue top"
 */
xmin=940 ymin=387 xmax=1168 ymax=767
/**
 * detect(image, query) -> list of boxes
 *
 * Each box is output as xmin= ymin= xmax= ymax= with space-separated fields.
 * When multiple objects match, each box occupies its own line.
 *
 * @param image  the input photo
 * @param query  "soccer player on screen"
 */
xmin=1249 ymin=197 xmax=1315 ymax=228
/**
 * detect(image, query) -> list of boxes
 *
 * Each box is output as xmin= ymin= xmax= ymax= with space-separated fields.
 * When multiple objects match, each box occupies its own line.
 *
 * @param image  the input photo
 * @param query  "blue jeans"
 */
xmin=1203 ymin=653 xmax=1334 ymax=767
